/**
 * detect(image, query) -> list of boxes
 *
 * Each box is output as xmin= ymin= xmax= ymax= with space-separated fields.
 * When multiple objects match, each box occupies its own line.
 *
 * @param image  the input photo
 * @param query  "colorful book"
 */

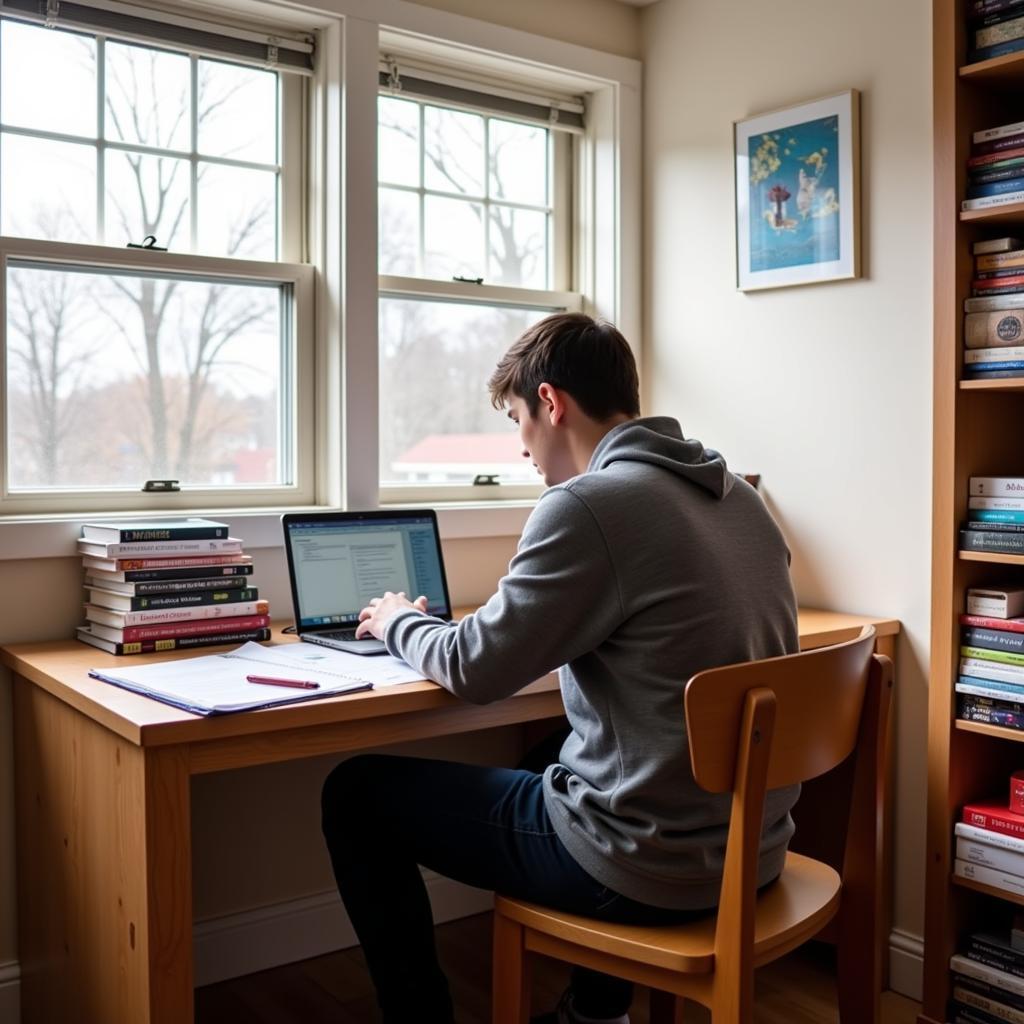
xmin=77 ymin=537 xmax=243 ymax=559
xmin=968 ymin=35 xmax=1024 ymax=63
xmin=970 ymin=509 xmax=1024 ymax=523
xmin=961 ymin=361 xmax=1024 ymax=374
xmin=963 ymin=645 xmax=1024 ymax=667
xmin=963 ymin=626 xmax=1024 ymax=653
xmin=965 ymin=801 xmax=1024 ymax=837
xmin=972 ymin=477 xmax=1024 ymax=495
xmin=959 ymin=695 xmax=1024 ymax=728
xmin=961 ymin=529 xmax=1024 ymax=554
xmin=962 ymin=613 xmax=1024 ymax=633
xmin=86 ymin=586 xmax=259 ymax=612
xmin=975 ymin=134 xmax=1024 ymax=158
xmin=84 ymin=563 xmax=255 ymax=585
xmin=83 ymin=574 xmax=254 ymax=596
xmin=968 ymin=177 xmax=1024 ymax=199
xmin=84 ymin=599 xmax=268 ymax=628
xmin=965 ymin=346 xmax=1024 ymax=363
xmin=973 ymin=273 xmax=1024 ymax=289
xmin=969 ymin=146 xmax=1024 ymax=169
xmin=85 ymin=613 xmax=271 ymax=644
xmin=976 ymin=14 xmax=1024 ymax=48
xmin=76 ymin=625 xmax=271 ymax=656
xmin=963 ymin=367 xmax=1024 ymax=379
xmin=81 ymin=553 xmax=252 ymax=574
xmin=80 ymin=518 xmax=229 ymax=543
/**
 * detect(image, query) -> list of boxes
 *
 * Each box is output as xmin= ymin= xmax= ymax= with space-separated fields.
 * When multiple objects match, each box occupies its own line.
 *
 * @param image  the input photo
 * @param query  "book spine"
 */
xmin=954 ymin=981 xmax=1024 ymax=1023
xmin=126 ymin=576 xmax=253 ymax=594
xmin=961 ymin=614 xmax=1024 ymax=633
xmin=106 ymin=525 xmax=229 ymax=542
xmin=973 ymin=166 xmax=1024 ymax=186
xmin=957 ymin=975 xmax=1024 ymax=1013
xmin=106 ymin=627 xmax=272 ymax=656
xmin=970 ymin=509 xmax=1024 ymax=523
xmin=966 ymin=294 xmax=1024 ymax=312
xmin=973 ymin=236 xmax=1024 ymax=251
xmin=976 ymin=265 xmax=1024 ymax=279
xmin=969 ymin=146 xmax=1024 ymax=169
xmin=104 ymin=555 xmax=250 ymax=570
xmin=975 ymin=135 xmax=1024 ymax=159
xmin=113 ymin=588 xmax=259 ymax=610
xmin=959 ymin=821 xmax=1024 ymax=852
xmin=976 ymin=14 xmax=1024 ymax=48
xmin=963 ymin=368 xmax=1024 ymax=379
xmin=961 ymin=658 xmax=1024 ymax=682
xmin=966 ymin=346 xmax=1024 ymax=363
xmin=974 ymin=273 xmax=1024 ymax=289
xmin=971 ymin=477 xmax=1024 ymax=495
xmin=964 ymin=806 xmax=1024 ymax=837
xmin=967 ymin=594 xmax=1023 ymax=615
xmin=958 ymin=700 xmax=1024 ymax=729
xmin=960 ymin=530 xmax=1024 ymax=554
xmin=119 ymin=613 xmax=271 ymax=642
xmin=957 ymin=837 xmax=1024 ymax=878
xmin=103 ymin=599 xmax=268 ymax=626
xmin=968 ymin=36 xmax=1024 ymax=63
xmin=969 ymin=939 xmax=1024 ymax=978
xmin=963 ymin=627 xmax=1024 ymax=653
xmin=969 ymin=177 xmax=1024 ymax=199
xmin=85 ymin=538 xmax=242 ymax=557
xmin=957 ymin=678 xmax=1024 ymax=701
xmin=978 ymin=250 xmax=1024 ymax=268
xmin=965 ymin=312 xmax=1024 ymax=347
xmin=964 ymin=521 xmax=1024 ymax=531
xmin=952 ymin=1003 xmax=1011 ymax=1024
xmin=970 ymin=0 xmax=1024 ymax=22
xmin=963 ymin=644 xmax=1024 ymax=666
xmin=962 ymin=361 xmax=1024 ymax=372
xmin=117 ymin=564 xmax=255 ymax=582
xmin=964 ymin=191 xmax=1024 ymax=210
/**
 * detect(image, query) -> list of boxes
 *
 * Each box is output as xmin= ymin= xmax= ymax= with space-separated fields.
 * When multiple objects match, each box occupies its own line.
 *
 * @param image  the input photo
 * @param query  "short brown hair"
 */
xmin=487 ymin=312 xmax=640 ymax=420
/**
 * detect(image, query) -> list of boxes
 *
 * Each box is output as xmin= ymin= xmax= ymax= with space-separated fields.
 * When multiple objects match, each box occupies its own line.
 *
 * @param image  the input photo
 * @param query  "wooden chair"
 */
xmin=492 ymin=626 xmax=893 ymax=1024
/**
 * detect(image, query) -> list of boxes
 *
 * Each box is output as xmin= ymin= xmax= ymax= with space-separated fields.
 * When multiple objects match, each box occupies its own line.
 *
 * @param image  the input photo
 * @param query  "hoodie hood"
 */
xmin=587 ymin=416 xmax=733 ymax=500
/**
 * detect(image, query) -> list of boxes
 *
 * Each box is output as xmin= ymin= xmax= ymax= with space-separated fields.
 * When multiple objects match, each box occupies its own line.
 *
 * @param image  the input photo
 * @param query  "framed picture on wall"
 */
xmin=734 ymin=89 xmax=860 ymax=291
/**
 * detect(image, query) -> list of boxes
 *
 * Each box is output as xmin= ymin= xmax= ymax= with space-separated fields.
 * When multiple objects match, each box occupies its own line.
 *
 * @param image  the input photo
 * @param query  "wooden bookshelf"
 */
xmin=921 ymin=4 xmax=1024 ymax=1022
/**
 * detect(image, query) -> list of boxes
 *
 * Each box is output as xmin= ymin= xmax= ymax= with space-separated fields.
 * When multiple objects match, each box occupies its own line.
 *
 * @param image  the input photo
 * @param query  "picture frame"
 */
xmin=734 ymin=89 xmax=860 ymax=291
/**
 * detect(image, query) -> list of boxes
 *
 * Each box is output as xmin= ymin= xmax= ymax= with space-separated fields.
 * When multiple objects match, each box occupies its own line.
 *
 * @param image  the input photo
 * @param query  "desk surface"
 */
xmin=0 ymin=606 xmax=899 ymax=754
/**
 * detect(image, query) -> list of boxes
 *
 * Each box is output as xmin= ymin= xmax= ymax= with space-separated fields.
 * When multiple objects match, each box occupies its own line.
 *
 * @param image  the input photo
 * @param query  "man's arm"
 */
xmin=375 ymin=487 xmax=623 ymax=704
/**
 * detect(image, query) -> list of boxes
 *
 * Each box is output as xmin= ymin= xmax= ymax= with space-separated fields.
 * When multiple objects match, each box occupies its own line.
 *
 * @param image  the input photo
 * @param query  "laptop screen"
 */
xmin=284 ymin=513 xmax=451 ymax=629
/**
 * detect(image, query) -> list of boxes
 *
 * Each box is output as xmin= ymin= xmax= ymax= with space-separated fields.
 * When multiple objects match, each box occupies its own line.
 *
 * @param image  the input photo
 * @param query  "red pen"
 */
xmin=246 ymin=674 xmax=321 ymax=690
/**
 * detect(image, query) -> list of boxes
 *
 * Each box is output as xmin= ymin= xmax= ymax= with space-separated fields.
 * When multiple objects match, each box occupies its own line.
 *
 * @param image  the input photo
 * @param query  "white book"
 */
xmin=966 ymin=293 xmax=1024 ymax=312
xmin=957 ymin=820 xmax=1024 ymax=853
xmin=952 ymin=952 xmax=1024 ymax=998
xmin=956 ymin=858 xmax=1024 ymax=898
xmin=975 ymin=123 xmax=1024 ymax=144
xmin=968 ymin=588 xmax=1024 ymax=618
xmin=78 ymin=537 xmax=244 ymax=558
xmin=964 ymin=190 xmax=1024 ymax=211
xmin=970 ymin=496 xmax=1024 ymax=510
xmin=961 ymin=657 xmax=1024 ymax=684
xmin=84 ymin=600 xmax=267 ymax=627
xmin=966 ymin=347 xmax=1024 ymax=364
xmin=956 ymin=680 xmax=1024 ymax=701
xmin=957 ymin=835 xmax=1024 ymax=876
xmin=971 ymin=477 xmax=1024 ymax=496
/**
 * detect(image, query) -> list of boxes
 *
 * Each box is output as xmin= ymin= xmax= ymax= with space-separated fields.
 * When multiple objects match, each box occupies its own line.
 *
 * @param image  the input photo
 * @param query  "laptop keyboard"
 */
xmin=319 ymin=628 xmax=359 ymax=641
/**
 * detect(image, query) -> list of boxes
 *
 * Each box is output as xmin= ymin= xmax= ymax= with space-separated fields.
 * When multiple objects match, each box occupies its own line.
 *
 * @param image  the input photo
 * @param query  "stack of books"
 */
xmin=967 ymin=0 xmax=1024 ymax=64
xmin=76 ymin=518 xmax=271 ymax=655
xmin=957 ymin=584 xmax=1024 ymax=730
xmin=949 ymin=927 xmax=1024 ymax=1023
xmin=964 ymin=124 xmax=1024 ymax=213
xmin=964 ymin=238 xmax=1024 ymax=381
xmin=961 ymin=477 xmax=1024 ymax=554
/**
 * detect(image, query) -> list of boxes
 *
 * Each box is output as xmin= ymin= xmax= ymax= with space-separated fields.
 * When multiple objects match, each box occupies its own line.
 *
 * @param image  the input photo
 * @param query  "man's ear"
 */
xmin=536 ymin=382 xmax=566 ymax=425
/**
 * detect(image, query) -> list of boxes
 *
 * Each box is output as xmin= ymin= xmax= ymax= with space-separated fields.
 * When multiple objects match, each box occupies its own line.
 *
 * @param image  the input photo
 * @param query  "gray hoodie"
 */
xmin=385 ymin=416 xmax=799 ymax=910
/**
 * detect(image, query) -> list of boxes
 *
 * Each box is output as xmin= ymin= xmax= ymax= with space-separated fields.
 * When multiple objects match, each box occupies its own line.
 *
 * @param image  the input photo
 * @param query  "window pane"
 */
xmin=6 ymin=261 xmax=288 ymax=491
xmin=198 ymin=60 xmax=278 ymax=165
xmin=1 ymin=22 xmax=96 ymax=138
xmin=1 ymin=135 xmax=96 ymax=241
xmin=379 ymin=187 xmax=419 ymax=275
xmin=198 ymin=163 xmax=277 ymax=260
xmin=105 ymin=41 xmax=190 ymax=152
xmin=489 ymin=120 xmax=547 ymax=206
xmin=378 ymin=96 xmax=420 ymax=188
xmin=379 ymin=296 xmax=555 ymax=485
xmin=105 ymin=151 xmax=190 ymax=249
xmin=489 ymin=207 xmax=548 ymax=288
xmin=424 ymin=106 xmax=484 ymax=196
xmin=423 ymin=195 xmax=483 ymax=280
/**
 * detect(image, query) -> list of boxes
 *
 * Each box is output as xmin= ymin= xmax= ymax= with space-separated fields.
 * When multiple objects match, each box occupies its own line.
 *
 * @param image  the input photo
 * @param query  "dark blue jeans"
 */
xmin=321 ymin=742 xmax=698 ymax=1023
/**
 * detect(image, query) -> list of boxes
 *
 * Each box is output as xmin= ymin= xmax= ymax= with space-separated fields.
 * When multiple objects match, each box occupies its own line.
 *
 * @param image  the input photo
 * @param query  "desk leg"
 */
xmin=14 ymin=681 xmax=193 ymax=1024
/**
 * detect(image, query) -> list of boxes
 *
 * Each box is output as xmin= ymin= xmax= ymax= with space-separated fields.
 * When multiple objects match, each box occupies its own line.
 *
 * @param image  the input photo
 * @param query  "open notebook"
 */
xmin=89 ymin=640 xmax=425 ymax=715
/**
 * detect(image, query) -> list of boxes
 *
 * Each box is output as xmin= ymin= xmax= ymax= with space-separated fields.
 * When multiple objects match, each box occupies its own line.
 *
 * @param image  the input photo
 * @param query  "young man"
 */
xmin=321 ymin=313 xmax=799 ymax=1024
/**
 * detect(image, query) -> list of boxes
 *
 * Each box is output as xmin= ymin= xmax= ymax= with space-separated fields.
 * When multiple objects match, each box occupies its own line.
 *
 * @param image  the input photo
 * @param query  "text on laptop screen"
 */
xmin=287 ymin=517 xmax=449 ymax=627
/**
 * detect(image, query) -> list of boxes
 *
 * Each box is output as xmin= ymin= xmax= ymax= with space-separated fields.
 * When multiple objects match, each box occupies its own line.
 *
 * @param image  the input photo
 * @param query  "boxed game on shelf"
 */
xmin=75 ymin=518 xmax=271 ymax=654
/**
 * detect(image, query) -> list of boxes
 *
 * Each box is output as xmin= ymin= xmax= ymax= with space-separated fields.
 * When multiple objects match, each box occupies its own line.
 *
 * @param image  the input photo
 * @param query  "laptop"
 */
xmin=281 ymin=509 xmax=453 ymax=655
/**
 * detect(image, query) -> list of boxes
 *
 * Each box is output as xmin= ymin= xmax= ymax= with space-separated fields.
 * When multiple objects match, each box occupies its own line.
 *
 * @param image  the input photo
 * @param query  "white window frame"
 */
xmin=0 ymin=9 xmax=312 ymax=514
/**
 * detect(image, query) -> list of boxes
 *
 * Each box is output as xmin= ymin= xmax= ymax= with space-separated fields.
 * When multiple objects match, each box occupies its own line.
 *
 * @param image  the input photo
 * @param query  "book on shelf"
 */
xmin=954 ymin=980 xmax=1024 ymax=1023
xmin=86 ymin=586 xmax=259 ymax=611
xmin=972 ymin=496 xmax=1024 ymax=511
xmin=964 ymin=191 xmax=1024 ymax=211
xmin=976 ymin=14 xmax=1024 ymax=49
xmin=956 ymin=974 xmax=1024 ymax=1017
xmin=84 ymin=563 xmax=255 ymax=584
xmin=969 ymin=147 xmax=1024 ymax=170
xmin=82 ymin=553 xmax=252 ymax=573
xmin=956 ymin=859 xmax=1024 ymax=900
xmin=977 ymin=251 xmax=1024 ymax=270
xmin=959 ymin=694 xmax=1024 ymax=729
xmin=958 ymin=679 xmax=1024 ymax=704
xmin=966 ymin=347 xmax=1024 ymax=363
xmin=961 ymin=657 xmax=1024 ymax=684
xmin=77 ymin=537 xmax=243 ymax=558
xmin=969 ymin=588 xmax=1024 ymax=618
xmin=966 ymin=294 xmax=1024 ymax=312
xmin=964 ymin=627 xmax=1024 ymax=654
xmin=76 ymin=625 xmax=272 ymax=656
xmin=973 ymin=273 xmax=1024 ymax=291
xmin=955 ymin=953 xmax=1024 ymax=1001
xmin=965 ymin=522 xmax=1024 ymax=532
xmin=85 ymin=613 xmax=271 ymax=645
xmin=971 ymin=509 xmax=1024 ymax=524
xmin=963 ymin=614 xmax=1024 ymax=634
xmin=969 ymin=0 xmax=1024 ymax=24
xmin=963 ymin=309 xmax=1024 ymax=349
xmin=963 ymin=367 xmax=1024 ymax=379
xmin=962 ymin=531 xmax=1024 ymax=554
xmin=976 ymin=266 xmax=1024 ymax=281
xmin=963 ymin=645 xmax=1024 ymax=667
xmin=959 ymin=822 xmax=1024 ymax=854
xmin=965 ymin=801 xmax=1024 ymax=837
xmin=84 ymin=599 xmax=269 ymax=628
xmin=966 ymin=931 xmax=1024 ymax=979
xmin=969 ymin=178 xmax=1024 ymax=200
xmin=973 ymin=236 xmax=1024 ymax=253
xmin=974 ymin=135 xmax=1024 ymax=159
xmin=80 ymin=518 xmax=230 ymax=543
xmin=972 ymin=478 xmax=1024 ymax=496
xmin=969 ymin=35 xmax=1024 ymax=63
xmin=974 ymin=166 xmax=1024 ymax=186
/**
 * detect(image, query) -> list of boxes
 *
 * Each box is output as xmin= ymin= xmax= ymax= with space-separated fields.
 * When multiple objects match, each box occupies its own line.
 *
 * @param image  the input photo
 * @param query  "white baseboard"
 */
xmin=888 ymin=928 xmax=924 ymax=1002
xmin=0 ymin=961 xmax=21 ymax=1024
xmin=193 ymin=872 xmax=493 ymax=987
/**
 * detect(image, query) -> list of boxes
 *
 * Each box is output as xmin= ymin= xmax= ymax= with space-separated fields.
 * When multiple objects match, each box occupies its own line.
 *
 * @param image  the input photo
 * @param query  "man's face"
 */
xmin=507 ymin=392 xmax=571 ymax=487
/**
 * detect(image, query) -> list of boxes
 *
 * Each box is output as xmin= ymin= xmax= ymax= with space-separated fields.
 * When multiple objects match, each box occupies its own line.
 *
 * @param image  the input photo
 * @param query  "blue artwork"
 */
xmin=747 ymin=115 xmax=840 ymax=272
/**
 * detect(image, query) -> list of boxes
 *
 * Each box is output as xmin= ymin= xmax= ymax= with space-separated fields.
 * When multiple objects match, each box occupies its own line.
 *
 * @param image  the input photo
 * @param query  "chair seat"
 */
xmin=494 ymin=851 xmax=841 ymax=976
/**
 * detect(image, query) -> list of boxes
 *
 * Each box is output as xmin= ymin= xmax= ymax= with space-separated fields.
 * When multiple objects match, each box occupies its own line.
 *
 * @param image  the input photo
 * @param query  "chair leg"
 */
xmin=837 ymin=923 xmax=881 ymax=1024
xmin=492 ymin=911 xmax=530 ymax=1024
xmin=649 ymin=989 xmax=688 ymax=1023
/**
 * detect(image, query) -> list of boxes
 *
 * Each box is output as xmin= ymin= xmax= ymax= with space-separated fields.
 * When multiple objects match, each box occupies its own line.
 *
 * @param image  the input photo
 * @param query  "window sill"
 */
xmin=0 ymin=502 xmax=534 ymax=561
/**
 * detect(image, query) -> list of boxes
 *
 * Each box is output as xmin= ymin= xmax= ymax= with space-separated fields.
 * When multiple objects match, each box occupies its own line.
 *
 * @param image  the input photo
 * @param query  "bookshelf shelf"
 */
xmin=959 ymin=49 xmax=1024 ymax=83
xmin=955 ymin=719 xmax=1024 ymax=742
xmin=958 ymin=551 xmax=1024 ymax=566
xmin=959 ymin=379 xmax=1024 ymax=390
xmin=960 ymin=202 xmax=1024 ymax=224
xmin=952 ymin=873 xmax=1024 ymax=907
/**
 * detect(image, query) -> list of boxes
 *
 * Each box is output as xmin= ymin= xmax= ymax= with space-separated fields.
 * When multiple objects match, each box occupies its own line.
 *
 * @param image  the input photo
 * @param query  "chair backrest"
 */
xmin=685 ymin=625 xmax=876 ymax=794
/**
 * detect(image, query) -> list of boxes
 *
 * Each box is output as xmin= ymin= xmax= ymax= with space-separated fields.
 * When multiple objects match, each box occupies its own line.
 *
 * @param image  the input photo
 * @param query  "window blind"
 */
xmin=0 ymin=0 xmax=314 ymax=73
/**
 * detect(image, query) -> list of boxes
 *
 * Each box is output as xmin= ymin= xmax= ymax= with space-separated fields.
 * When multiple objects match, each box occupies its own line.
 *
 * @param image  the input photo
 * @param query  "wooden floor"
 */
xmin=195 ymin=912 xmax=922 ymax=1023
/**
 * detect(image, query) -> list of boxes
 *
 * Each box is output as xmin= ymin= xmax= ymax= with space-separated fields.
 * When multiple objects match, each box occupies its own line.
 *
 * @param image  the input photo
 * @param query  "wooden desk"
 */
xmin=3 ymin=607 xmax=898 ymax=1024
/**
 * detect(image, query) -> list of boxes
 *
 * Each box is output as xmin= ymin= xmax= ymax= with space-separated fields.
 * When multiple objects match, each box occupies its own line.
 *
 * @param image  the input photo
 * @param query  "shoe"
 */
xmin=529 ymin=988 xmax=630 ymax=1024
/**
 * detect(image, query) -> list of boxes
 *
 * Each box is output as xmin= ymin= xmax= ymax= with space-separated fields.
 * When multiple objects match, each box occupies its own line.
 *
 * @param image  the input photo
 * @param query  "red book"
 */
xmin=962 ymin=799 xmax=1024 ymax=838
xmin=973 ymin=273 xmax=1024 ymax=290
xmin=83 ymin=553 xmax=252 ymax=571
xmin=960 ymin=613 xmax=1024 ymax=633
xmin=116 ymin=613 xmax=270 ymax=642
xmin=968 ymin=145 xmax=1024 ymax=168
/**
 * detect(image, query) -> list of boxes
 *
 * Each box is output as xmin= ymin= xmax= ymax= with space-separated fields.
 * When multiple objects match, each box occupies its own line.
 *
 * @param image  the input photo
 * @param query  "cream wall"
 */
xmin=641 ymin=0 xmax=932 ymax=986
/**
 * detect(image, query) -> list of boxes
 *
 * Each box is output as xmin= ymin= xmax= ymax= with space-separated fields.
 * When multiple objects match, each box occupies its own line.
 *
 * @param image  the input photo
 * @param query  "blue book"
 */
xmin=967 ymin=175 xmax=1024 ymax=198
xmin=970 ymin=509 xmax=1024 ymax=523
xmin=961 ymin=359 xmax=1024 ymax=370
xmin=969 ymin=35 xmax=1024 ymax=61
xmin=962 ymin=367 xmax=1024 ymax=379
